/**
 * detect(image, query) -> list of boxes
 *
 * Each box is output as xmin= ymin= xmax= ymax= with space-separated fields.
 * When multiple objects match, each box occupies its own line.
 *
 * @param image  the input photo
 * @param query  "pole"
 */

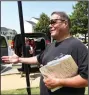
xmin=17 ymin=1 xmax=31 ymax=95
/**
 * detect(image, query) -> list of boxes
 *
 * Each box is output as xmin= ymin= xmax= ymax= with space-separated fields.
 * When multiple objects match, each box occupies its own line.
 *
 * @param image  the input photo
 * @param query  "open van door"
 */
xmin=12 ymin=32 xmax=50 ymax=73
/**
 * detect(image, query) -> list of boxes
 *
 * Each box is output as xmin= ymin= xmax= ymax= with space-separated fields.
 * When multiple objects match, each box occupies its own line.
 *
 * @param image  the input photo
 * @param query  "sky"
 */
xmin=1 ymin=1 xmax=76 ymax=34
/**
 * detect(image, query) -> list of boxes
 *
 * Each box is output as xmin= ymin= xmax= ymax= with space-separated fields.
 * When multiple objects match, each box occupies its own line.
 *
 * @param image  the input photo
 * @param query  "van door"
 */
xmin=12 ymin=33 xmax=50 ymax=73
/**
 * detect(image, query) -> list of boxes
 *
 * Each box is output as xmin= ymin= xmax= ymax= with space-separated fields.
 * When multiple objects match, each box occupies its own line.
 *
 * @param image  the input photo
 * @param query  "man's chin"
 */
xmin=51 ymin=34 xmax=56 ymax=39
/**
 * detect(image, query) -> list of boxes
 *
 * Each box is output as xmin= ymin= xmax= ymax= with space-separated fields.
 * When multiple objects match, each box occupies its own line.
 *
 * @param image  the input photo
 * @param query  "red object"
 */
xmin=11 ymin=41 xmax=14 ymax=49
xmin=30 ymin=39 xmax=36 ymax=49
xmin=45 ymin=40 xmax=50 ymax=44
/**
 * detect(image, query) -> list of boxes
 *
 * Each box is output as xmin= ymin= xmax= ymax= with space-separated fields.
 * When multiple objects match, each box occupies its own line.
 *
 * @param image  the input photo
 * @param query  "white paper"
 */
xmin=39 ymin=55 xmax=78 ymax=92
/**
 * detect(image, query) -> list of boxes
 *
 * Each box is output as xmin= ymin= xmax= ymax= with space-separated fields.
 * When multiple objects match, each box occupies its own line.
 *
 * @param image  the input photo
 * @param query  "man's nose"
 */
xmin=49 ymin=24 xmax=52 ymax=28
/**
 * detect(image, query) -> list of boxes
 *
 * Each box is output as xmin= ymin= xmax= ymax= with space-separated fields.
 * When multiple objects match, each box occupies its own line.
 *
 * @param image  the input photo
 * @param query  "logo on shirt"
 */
xmin=54 ymin=53 xmax=66 ymax=60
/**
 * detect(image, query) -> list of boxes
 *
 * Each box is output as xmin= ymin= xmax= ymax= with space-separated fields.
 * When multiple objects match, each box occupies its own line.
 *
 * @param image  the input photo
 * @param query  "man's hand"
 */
xmin=43 ymin=75 xmax=63 ymax=89
xmin=1 ymin=54 xmax=19 ymax=64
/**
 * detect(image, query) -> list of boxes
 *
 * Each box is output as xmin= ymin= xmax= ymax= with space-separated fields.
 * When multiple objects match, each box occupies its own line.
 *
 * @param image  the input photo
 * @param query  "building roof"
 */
xmin=32 ymin=17 xmax=39 ymax=20
xmin=26 ymin=20 xmax=36 ymax=25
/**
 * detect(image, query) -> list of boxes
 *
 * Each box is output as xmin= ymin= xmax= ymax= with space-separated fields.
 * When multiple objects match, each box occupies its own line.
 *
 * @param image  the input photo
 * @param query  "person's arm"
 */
xmin=43 ymin=74 xmax=88 ymax=89
xmin=59 ymin=75 xmax=88 ymax=88
xmin=1 ymin=54 xmax=39 ymax=65
xmin=19 ymin=56 xmax=39 ymax=64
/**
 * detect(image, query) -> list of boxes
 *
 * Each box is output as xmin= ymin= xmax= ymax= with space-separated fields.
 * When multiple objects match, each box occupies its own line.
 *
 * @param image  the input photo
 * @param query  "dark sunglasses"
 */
xmin=50 ymin=19 xmax=65 ymax=24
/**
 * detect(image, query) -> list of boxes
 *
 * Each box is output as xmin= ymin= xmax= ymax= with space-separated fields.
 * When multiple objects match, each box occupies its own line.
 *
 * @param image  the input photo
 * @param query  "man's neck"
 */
xmin=56 ymin=34 xmax=71 ymax=42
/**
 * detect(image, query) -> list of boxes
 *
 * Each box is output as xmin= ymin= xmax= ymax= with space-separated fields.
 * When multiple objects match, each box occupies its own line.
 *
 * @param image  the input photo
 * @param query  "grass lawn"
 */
xmin=1 ymin=87 xmax=40 ymax=94
xmin=85 ymin=87 xmax=88 ymax=95
xmin=1 ymin=87 xmax=88 ymax=95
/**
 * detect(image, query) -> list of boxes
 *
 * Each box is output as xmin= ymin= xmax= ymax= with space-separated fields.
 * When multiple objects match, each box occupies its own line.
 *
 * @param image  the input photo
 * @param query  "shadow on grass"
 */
xmin=1 ymin=86 xmax=88 ymax=95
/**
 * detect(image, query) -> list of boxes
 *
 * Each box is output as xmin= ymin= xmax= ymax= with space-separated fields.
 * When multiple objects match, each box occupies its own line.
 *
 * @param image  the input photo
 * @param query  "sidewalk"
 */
xmin=1 ymin=67 xmax=41 ymax=91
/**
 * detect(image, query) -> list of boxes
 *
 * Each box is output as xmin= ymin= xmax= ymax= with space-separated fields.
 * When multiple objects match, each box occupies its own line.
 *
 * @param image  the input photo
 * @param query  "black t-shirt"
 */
xmin=37 ymin=37 xmax=88 ymax=95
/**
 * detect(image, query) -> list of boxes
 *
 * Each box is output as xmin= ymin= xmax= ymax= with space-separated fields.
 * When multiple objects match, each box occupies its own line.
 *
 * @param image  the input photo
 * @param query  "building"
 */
xmin=24 ymin=17 xmax=39 ymax=33
xmin=1 ymin=27 xmax=17 ymax=40
xmin=1 ymin=17 xmax=39 ymax=39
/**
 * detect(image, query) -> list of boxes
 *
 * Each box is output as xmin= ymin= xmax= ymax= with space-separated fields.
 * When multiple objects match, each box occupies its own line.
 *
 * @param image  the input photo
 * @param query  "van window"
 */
xmin=0 ymin=36 xmax=7 ymax=48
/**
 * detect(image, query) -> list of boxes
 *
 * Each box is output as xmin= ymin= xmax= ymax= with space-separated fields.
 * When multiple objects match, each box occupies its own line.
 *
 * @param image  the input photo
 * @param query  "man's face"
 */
xmin=49 ymin=14 xmax=65 ymax=39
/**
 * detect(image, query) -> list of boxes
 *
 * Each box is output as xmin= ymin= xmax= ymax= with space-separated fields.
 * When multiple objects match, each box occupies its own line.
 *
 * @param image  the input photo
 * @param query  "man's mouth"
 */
xmin=50 ymin=29 xmax=55 ymax=33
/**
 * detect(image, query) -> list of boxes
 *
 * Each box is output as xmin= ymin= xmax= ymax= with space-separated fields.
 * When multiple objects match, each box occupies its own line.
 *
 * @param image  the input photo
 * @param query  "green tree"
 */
xmin=34 ymin=13 xmax=50 ymax=34
xmin=70 ymin=1 xmax=88 ymax=43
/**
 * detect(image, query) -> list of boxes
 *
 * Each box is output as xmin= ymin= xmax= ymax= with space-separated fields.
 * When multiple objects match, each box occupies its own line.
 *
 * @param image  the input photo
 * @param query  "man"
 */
xmin=25 ymin=38 xmax=34 ymax=56
xmin=2 ymin=11 xmax=88 ymax=95
xmin=30 ymin=39 xmax=36 ymax=56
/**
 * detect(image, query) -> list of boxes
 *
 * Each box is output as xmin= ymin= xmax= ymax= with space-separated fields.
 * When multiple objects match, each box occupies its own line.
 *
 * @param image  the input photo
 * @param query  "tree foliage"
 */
xmin=34 ymin=13 xmax=50 ymax=34
xmin=70 ymin=1 xmax=88 ymax=43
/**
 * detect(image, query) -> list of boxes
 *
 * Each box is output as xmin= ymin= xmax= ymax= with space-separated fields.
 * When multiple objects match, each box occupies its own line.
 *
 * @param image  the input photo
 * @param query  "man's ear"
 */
xmin=63 ymin=21 xmax=68 ymax=28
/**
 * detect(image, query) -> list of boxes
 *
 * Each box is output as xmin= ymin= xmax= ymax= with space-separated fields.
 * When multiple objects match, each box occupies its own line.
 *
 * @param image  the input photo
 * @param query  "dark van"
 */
xmin=11 ymin=33 xmax=51 ymax=73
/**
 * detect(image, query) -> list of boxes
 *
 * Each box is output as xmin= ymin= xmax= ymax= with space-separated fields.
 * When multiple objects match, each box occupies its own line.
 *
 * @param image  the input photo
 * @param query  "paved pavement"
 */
xmin=1 ymin=65 xmax=41 ymax=91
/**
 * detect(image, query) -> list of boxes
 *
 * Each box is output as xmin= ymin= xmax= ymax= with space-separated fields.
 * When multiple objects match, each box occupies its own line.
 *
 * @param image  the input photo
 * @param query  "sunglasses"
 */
xmin=49 ymin=19 xmax=65 ymax=24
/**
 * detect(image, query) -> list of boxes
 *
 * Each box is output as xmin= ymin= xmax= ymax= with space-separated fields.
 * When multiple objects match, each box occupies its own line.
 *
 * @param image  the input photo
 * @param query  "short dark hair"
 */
xmin=51 ymin=11 xmax=71 ymax=28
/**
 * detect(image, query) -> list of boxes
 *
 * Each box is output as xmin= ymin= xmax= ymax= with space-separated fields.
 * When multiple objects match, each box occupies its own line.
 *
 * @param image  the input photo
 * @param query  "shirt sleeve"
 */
xmin=78 ymin=52 xmax=88 ymax=79
xmin=37 ymin=44 xmax=51 ymax=64
xmin=37 ymin=51 xmax=45 ymax=64
xmin=77 ymin=44 xmax=88 ymax=79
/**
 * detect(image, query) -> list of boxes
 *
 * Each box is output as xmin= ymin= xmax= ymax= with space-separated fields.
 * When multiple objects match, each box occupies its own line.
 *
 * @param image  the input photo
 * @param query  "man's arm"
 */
xmin=19 ymin=56 xmax=39 ymax=64
xmin=1 ymin=54 xmax=39 ymax=65
xmin=43 ymin=75 xmax=88 ymax=89
xmin=60 ymin=75 xmax=88 ymax=88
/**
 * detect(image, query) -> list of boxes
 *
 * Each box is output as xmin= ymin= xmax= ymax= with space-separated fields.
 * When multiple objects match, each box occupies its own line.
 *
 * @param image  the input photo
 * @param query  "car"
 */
xmin=0 ymin=35 xmax=13 ymax=73
xmin=0 ymin=35 xmax=14 ymax=59
xmin=11 ymin=32 xmax=51 ymax=73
